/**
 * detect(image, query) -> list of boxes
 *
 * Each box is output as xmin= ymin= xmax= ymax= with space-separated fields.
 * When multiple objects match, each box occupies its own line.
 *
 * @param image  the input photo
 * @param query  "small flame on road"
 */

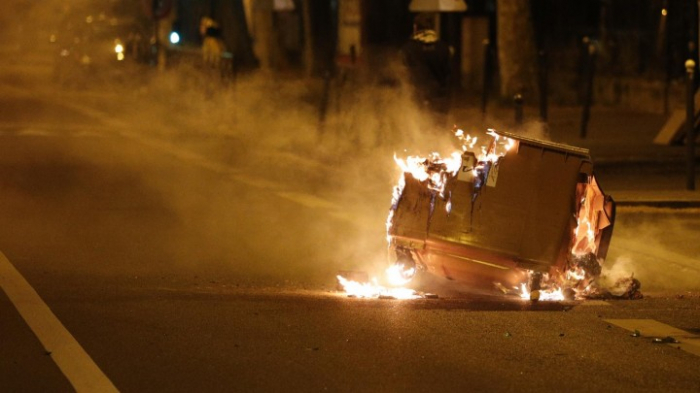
xmin=519 ymin=283 xmax=565 ymax=301
xmin=336 ymin=275 xmax=422 ymax=299
xmin=337 ymin=264 xmax=423 ymax=300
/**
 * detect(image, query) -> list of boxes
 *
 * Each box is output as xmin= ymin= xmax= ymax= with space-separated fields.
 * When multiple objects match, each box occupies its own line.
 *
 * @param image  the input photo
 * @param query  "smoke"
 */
xmin=117 ymin=49 xmax=562 ymax=288
xmin=13 ymin=1 xmax=696 ymax=295
xmin=34 ymin=20 xmax=459 ymax=287
xmin=602 ymin=209 xmax=700 ymax=292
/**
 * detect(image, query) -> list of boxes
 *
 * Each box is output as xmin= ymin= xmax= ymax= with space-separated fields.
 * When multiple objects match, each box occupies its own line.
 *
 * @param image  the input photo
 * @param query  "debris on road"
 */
xmin=652 ymin=336 xmax=679 ymax=344
xmin=585 ymin=276 xmax=643 ymax=300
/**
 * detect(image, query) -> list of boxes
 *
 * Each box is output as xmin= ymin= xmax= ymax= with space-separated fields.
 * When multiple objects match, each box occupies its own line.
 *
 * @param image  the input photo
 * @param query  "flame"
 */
xmin=572 ymin=177 xmax=609 ymax=257
xmin=338 ymin=259 xmax=420 ymax=299
xmin=336 ymin=275 xmax=421 ymax=300
xmin=386 ymin=263 xmax=415 ymax=286
xmin=393 ymin=151 xmax=462 ymax=197
xmin=390 ymin=128 xmax=516 ymax=217
xmin=455 ymin=128 xmax=515 ymax=163
xmin=515 ymin=265 xmax=598 ymax=301
xmin=341 ymin=128 xmax=518 ymax=300
xmin=566 ymin=267 xmax=586 ymax=281
xmin=518 ymin=283 xmax=566 ymax=301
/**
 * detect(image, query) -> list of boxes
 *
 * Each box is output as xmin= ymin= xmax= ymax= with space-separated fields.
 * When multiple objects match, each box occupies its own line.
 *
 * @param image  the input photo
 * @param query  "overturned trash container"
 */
xmin=388 ymin=129 xmax=615 ymax=291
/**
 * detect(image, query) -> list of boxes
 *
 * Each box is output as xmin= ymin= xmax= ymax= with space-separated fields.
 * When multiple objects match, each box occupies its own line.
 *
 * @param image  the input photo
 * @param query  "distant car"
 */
xmin=52 ymin=9 xmax=151 ymax=88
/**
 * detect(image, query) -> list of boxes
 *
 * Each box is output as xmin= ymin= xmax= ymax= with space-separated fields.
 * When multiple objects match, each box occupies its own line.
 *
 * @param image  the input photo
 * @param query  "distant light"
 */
xmin=274 ymin=0 xmax=295 ymax=11
xmin=409 ymin=0 xmax=467 ymax=12
xmin=117 ymin=52 xmax=125 ymax=61
xmin=114 ymin=43 xmax=124 ymax=54
xmin=661 ymin=8 xmax=667 ymax=16
xmin=169 ymin=32 xmax=180 ymax=45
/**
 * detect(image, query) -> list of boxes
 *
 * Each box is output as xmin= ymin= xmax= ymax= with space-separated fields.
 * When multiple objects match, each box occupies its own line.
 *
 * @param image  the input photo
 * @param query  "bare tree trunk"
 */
xmin=301 ymin=0 xmax=315 ymax=77
xmin=223 ymin=0 xmax=258 ymax=69
xmin=497 ymin=0 xmax=538 ymax=99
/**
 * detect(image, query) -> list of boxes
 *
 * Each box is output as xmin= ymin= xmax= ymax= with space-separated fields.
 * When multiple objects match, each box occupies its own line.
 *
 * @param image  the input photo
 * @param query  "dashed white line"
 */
xmin=606 ymin=319 xmax=700 ymax=357
xmin=0 ymin=251 xmax=119 ymax=392
xmin=276 ymin=191 xmax=341 ymax=210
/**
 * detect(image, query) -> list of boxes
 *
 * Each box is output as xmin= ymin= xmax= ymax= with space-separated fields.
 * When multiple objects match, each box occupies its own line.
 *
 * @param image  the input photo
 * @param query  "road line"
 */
xmin=606 ymin=319 xmax=700 ymax=356
xmin=5 ymin=85 xmax=348 ymax=215
xmin=276 ymin=191 xmax=340 ymax=210
xmin=0 ymin=251 xmax=119 ymax=392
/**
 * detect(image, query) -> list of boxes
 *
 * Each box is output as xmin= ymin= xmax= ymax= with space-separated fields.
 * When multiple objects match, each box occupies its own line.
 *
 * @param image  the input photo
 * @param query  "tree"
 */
xmin=497 ymin=0 xmax=538 ymax=99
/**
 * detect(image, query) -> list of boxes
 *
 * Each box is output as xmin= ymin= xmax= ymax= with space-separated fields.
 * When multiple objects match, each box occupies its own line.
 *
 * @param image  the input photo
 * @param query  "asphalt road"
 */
xmin=1 ymin=54 xmax=700 ymax=392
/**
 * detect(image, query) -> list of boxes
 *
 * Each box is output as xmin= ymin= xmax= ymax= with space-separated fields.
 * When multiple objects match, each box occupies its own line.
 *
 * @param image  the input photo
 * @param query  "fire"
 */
xmin=336 ymin=264 xmax=422 ymax=300
xmin=572 ymin=179 xmax=603 ymax=256
xmin=386 ymin=262 xmax=415 ymax=286
xmin=514 ymin=265 xmax=600 ymax=302
xmin=341 ymin=128 xmax=517 ymax=300
xmin=519 ymin=283 xmax=565 ymax=301
xmin=390 ymin=128 xmax=516 ymax=217
xmin=394 ymin=128 xmax=516 ymax=194
xmin=393 ymin=152 xmax=462 ymax=197
xmin=336 ymin=276 xmax=421 ymax=299
xmin=344 ymin=127 xmax=618 ymax=302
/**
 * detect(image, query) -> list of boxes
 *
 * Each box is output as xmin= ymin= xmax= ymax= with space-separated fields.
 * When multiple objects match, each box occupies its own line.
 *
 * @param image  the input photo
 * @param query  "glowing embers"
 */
xmin=516 ymin=270 xmax=592 ymax=302
xmin=513 ymin=266 xmax=643 ymax=302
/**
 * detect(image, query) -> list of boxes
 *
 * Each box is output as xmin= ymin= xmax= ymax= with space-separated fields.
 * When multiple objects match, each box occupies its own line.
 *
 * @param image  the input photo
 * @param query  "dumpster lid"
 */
xmin=494 ymin=130 xmax=591 ymax=158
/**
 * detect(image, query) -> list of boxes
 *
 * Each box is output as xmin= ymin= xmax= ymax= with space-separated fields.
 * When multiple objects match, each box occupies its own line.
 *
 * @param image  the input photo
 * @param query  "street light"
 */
xmin=169 ymin=31 xmax=180 ymax=45
xmin=686 ymin=59 xmax=696 ymax=191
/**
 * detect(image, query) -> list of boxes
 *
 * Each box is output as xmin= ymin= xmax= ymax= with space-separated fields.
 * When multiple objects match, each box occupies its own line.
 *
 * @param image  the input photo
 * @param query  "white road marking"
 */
xmin=0 ymin=123 xmax=105 ymax=137
xmin=606 ymin=319 xmax=700 ymax=356
xmin=276 ymin=191 xmax=340 ymax=210
xmin=2 ymin=85 xmax=346 ymax=216
xmin=0 ymin=251 xmax=119 ymax=392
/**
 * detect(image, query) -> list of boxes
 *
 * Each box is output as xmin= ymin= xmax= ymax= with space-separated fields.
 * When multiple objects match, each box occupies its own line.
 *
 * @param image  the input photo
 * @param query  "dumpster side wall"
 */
xmin=427 ymin=143 xmax=587 ymax=270
xmin=388 ymin=173 xmax=432 ymax=247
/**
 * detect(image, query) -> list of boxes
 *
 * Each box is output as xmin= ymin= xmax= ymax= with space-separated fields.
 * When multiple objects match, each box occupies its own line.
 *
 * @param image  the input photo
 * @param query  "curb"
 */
xmin=615 ymin=200 xmax=700 ymax=208
xmin=612 ymin=190 xmax=700 ymax=208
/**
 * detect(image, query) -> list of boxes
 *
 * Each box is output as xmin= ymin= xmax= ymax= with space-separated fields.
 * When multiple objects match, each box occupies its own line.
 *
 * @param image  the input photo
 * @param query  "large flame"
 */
xmin=572 ymin=180 xmax=603 ymax=256
xmin=393 ymin=151 xmax=462 ymax=198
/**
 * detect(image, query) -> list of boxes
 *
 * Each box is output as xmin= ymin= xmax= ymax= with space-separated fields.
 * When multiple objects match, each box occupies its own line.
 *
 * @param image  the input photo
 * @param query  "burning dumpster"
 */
xmin=387 ymin=129 xmax=615 ymax=298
